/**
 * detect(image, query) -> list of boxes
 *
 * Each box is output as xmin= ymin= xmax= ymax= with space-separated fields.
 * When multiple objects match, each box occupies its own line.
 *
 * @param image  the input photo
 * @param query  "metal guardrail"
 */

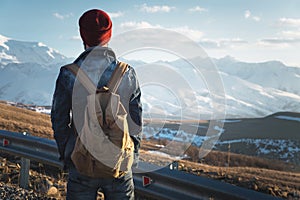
xmin=0 ymin=130 xmax=281 ymax=200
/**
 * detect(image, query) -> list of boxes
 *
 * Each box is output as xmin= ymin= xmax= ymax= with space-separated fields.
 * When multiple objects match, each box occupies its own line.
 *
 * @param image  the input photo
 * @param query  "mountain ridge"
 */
xmin=0 ymin=34 xmax=71 ymax=66
xmin=1 ymin=35 xmax=300 ymax=119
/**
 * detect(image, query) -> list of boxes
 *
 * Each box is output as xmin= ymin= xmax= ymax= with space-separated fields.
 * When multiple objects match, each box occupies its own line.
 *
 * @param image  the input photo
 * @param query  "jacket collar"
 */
xmin=74 ymin=46 xmax=116 ymax=66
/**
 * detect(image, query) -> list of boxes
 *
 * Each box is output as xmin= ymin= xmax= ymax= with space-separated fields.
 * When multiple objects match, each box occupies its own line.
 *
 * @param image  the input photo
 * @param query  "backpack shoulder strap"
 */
xmin=63 ymin=61 xmax=128 ymax=94
xmin=63 ymin=63 xmax=96 ymax=94
xmin=107 ymin=62 xmax=128 ymax=93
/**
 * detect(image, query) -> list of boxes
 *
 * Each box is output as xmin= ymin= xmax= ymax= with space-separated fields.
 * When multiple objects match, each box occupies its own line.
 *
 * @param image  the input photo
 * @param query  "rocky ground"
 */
xmin=0 ymin=156 xmax=66 ymax=199
xmin=0 ymin=156 xmax=149 ymax=200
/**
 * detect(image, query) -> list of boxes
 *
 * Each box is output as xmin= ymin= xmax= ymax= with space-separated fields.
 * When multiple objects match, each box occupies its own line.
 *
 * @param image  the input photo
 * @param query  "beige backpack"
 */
xmin=65 ymin=62 xmax=134 ymax=178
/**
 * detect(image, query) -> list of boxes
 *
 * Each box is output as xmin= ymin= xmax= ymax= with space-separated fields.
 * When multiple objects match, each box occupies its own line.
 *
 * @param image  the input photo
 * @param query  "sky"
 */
xmin=1 ymin=0 xmax=300 ymax=66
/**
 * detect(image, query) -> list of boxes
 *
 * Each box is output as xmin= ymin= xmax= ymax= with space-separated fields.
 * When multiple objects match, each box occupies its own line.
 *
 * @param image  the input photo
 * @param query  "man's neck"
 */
xmin=84 ymin=43 xmax=108 ymax=50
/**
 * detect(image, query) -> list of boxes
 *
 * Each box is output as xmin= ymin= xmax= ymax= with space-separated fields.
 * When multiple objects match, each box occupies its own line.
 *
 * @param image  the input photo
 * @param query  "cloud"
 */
xmin=171 ymin=26 xmax=204 ymax=41
xmin=53 ymin=12 xmax=73 ymax=20
xmin=107 ymin=11 xmax=124 ymax=18
xmin=281 ymin=30 xmax=300 ymax=38
xmin=188 ymin=6 xmax=207 ymax=13
xmin=252 ymin=16 xmax=261 ymax=22
xmin=120 ymin=21 xmax=161 ymax=29
xmin=258 ymin=37 xmax=300 ymax=49
xmin=244 ymin=10 xmax=251 ymax=19
xmin=53 ymin=13 xmax=64 ymax=20
xmin=278 ymin=18 xmax=300 ymax=27
xmin=71 ymin=35 xmax=81 ymax=40
xmin=120 ymin=21 xmax=203 ymax=42
xmin=200 ymin=38 xmax=248 ymax=49
xmin=244 ymin=10 xmax=260 ymax=22
xmin=258 ymin=28 xmax=300 ymax=48
xmin=139 ymin=3 xmax=175 ymax=13
xmin=260 ymin=37 xmax=300 ymax=44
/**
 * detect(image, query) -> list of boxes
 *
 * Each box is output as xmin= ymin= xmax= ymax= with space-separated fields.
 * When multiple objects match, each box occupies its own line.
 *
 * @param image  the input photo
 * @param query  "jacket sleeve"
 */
xmin=51 ymin=67 xmax=72 ymax=161
xmin=129 ymin=87 xmax=142 ymax=152
xmin=128 ymin=68 xmax=143 ymax=166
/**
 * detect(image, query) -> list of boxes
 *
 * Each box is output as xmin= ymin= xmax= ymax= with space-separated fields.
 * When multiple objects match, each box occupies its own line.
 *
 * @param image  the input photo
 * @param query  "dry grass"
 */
xmin=140 ymin=148 xmax=300 ymax=199
xmin=0 ymin=102 xmax=53 ymax=137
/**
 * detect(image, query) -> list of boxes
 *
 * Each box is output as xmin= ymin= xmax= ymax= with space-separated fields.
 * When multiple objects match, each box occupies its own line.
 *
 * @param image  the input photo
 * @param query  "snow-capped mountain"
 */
xmin=0 ymin=34 xmax=73 ymax=105
xmin=0 ymin=34 xmax=69 ymax=66
xmin=1 ymin=35 xmax=300 ymax=118
xmin=126 ymin=56 xmax=300 ymax=119
xmin=214 ymin=56 xmax=300 ymax=96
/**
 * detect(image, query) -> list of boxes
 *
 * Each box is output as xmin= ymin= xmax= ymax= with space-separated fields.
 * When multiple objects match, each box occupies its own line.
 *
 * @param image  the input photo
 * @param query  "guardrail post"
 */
xmin=19 ymin=157 xmax=30 ymax=189
xmin=19 ymin=131 xmax=30 ymax=189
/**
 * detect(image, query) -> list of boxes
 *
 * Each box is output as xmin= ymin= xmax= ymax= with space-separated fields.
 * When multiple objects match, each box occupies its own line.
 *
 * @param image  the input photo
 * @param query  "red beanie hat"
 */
xmin=79 ymin=9 xmax=112 ymax=47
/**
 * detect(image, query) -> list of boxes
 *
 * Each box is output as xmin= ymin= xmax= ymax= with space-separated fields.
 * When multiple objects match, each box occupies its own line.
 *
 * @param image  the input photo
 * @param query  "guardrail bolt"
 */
xmin=170 ymin=161 xmax=179 ymax=170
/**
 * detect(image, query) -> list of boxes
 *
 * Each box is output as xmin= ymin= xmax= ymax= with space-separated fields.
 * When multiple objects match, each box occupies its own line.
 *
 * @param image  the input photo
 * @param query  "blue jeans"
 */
xmin=66 ymin=166 xmax=135 ymax=200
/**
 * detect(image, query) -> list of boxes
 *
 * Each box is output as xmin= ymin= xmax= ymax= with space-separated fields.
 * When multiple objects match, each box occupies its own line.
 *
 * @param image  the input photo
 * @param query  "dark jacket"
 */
xmin=51 ymin=46 xmax=142 ymax=168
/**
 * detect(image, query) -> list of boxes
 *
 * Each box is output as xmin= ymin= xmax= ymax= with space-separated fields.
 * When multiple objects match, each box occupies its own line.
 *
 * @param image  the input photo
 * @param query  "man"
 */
xmin=51 ymin=9 xmax=142 ymax=200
